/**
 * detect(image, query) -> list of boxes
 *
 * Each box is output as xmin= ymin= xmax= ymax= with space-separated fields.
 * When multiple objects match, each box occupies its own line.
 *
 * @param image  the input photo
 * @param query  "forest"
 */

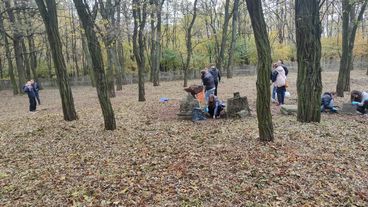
xmin=0 ymin=0 xmax=368 ymax=206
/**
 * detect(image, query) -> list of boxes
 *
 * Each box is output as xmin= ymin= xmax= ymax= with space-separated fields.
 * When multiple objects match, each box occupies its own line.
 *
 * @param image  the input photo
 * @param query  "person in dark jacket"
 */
xmin=30 ymin=79 xmax=41 ymax=105
xmin=209 ymin=65 xmax=221 ymax=96
xmin=201 ymin=69 xmax=216 ymax=103
xmin=321 ymin=92 xmax=337 ymax=113
xmin=23 ymin=81 xmax=37 ymax=112
xmin=207 ymin=94 xmax=225 ymax=119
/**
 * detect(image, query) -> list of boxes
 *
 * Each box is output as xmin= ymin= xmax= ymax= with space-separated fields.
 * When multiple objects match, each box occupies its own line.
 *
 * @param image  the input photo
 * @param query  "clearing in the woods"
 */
xmin=0 ymin=70 xmax=367 ymax=206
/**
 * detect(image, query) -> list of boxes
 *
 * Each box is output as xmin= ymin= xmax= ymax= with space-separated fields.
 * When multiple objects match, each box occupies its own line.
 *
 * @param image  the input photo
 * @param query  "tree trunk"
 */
xmin=73 ymin=0 xmax=116 ymax=130
xmin=151 ymin=0 xmax=163 ymax=86
xmin=216 ymin=0 xmax=231 ymax=74
xmin=245 ymin=0 xmax=274 ymax=142
xmin=115 ymin=0 xmax=123 ymax=91
xmin=133 ymin=0 xmax=147 ymax=101
xmin=336 ymin=0 xmax=368 ymax=96
xmin=106 ymin=45 xmax=116 ymax=97
xmin=22 ymin=40 xmax=31 ymax=80
xmin=295 ymin=0 xmax=322 ymax=123
xmin=0 ymin=12 xmax=18 ymax=94
xmin=35 ymin=0 xmax=78 ymax=121
xmin=4 ymin=0 xmax=27 ymax=93
xmin=80 ymin=31 xmax=95 ymax=87
xmin=183 ymin=0 xmax=198 ymax=87
xmin=226 ymin=0 xmax=239 ymax=79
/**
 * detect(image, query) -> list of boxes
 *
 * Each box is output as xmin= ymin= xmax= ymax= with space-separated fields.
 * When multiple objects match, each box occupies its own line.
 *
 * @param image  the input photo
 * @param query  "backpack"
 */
xmin=271 ymin=71 xmax=278 ymax=82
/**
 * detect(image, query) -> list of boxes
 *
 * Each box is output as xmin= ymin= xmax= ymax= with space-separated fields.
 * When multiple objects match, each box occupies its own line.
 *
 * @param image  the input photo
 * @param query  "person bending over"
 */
xmin=351 ymin=90 xmax=368 ymax=114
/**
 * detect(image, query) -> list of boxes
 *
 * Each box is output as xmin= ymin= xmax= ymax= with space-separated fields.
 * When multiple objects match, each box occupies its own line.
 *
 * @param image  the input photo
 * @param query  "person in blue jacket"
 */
xmin=30 ymin=79 xmax=41 ymax=105
xmin=321 ymin=92 xmax=337 ymax=113
xmin=23 ymin=81 xmax=37 ymax=112
xmin=209 ymin=65 xmax=221 ymax=96
xmin=201 ymin=69 xmax=215 ymax=103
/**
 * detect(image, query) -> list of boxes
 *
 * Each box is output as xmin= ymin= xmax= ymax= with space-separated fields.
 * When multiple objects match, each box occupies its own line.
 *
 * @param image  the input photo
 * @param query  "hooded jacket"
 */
xmin=274 ymin=66 xmax=286 ymax=87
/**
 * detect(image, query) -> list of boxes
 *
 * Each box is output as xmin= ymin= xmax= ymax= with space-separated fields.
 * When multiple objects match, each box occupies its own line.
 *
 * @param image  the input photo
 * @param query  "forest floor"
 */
xmin=0 ymin=70 xmax=367 ymax=206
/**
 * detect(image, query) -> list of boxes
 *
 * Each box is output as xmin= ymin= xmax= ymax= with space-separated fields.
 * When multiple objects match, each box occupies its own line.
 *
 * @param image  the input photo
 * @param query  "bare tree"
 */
xmin=35 ymin=0 xmax=78 ymax=121
xmin=246 ymin=0 xmax=274 ymax=141
xmin=73 ymin=0 xmax=116 ymax=130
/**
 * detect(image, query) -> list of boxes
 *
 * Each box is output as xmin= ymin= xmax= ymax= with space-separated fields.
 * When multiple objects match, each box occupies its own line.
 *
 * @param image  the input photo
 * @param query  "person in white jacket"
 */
xmin=274 ymin=62 xmax=287 ymax=105
xmin=351 ymin=90 xmax=368 ymax=114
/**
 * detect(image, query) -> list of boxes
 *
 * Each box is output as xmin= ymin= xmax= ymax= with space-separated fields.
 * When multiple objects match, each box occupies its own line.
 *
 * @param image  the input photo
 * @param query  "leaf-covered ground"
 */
xmin=0 ymin=70 xmax=367 ymax=206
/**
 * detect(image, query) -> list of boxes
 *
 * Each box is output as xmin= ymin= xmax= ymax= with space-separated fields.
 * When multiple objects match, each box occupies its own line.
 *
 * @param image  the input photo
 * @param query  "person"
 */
xmin=30 ymin=79 xmax=41 ymax=105
xmin=270 ymin=63 xmax=278 ymax=103
xmin=207 ymin=94 xmax=225 ymax=119
xmin=278 ymin=59 xmax=288 ymax=76
xmin=321 ymin=92 xmax=337 ymax=113
xmin=209 ymin=65 xmax=221 ymax=96
xmin=201 ymin=69 xmax=215 ymax=103
xmin=23 ymin=81 xmax=37 ymax=112
xmin=351 ymin=90 xmax=368 ymax=114
xmin=274 ymin=62 xmax=287 ymax=105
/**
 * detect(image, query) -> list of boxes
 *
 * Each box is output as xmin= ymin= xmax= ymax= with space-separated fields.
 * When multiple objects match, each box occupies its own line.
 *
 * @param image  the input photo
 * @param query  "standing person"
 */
xmin=30 ymin=79 xmax=41 ymax=105
xmin=201 ymin=69 xmax=216 ymax=103
xmin=270 ymin=63 xmax=278 ymax=103
xmin=321 ymin=92 xmax=337 ymax=113
xmin=351 ymin=90 xmax=368 ymax=114
xmin=209 ymin=64 xmax=221 ymax=96
xmin=23 ymin=81 xmax=37 ymax=112
xmin=278 ymin=59 xmax=288 ymax=76
xmin=274 ymin=62 xmax=287 ymax=105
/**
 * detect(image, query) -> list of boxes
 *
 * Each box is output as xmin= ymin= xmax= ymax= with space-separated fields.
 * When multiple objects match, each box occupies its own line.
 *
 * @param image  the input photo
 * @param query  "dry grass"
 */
xmin=0 ymin=70 xmax=367 ymax=206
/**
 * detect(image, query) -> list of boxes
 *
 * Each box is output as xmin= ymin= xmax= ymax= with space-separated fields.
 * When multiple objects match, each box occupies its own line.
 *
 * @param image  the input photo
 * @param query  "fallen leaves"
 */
xmin=0 ymin=70 xmax=367 ymax=206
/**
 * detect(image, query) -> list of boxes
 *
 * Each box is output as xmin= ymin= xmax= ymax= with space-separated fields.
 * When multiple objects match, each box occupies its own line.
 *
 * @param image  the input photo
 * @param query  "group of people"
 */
xmin=320 ymin=90 xmax=368 ymax=114
xmin=271 ymin=60 xmax=289 ymax=106
xmin=200 ymin=64 xmax=224 ymax=119
xmin=23 ymin=79 xmax=41 ymax=112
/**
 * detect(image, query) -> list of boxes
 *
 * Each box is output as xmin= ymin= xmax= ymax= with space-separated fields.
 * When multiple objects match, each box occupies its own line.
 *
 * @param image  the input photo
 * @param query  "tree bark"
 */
xmin=133 ymin=0 xmax=147 ymax=101
xmin=226 ymin=0 xmax=239 ymax=79
xmin=336 ymin=0 xmax=367 ymax=96
xmin=73 ymin=0 xmax=116 ymax=130
xmin=295 ymin=0 xmax=322 ymax=123
xmin=4 ymin=0 xmax=27 ymax=93
xmin=0 ymin=11 xmax=18 ymax=94
xmin=35 ymin=0 xmax=78 ymax=121
xmin=245 ymin=0 xmax=274 ymax=142
xmin=183 ymin=0 xmax=198 ymax=87
xmin=216 ymin=0 xmax=231 ymax=74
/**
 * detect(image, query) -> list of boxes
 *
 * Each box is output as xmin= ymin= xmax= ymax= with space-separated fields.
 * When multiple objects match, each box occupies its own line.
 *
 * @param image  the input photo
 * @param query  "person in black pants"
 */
xmin=31 ymin=79 xmax=41 ymax=105
xmin=209 ymin=65 xmax=221 ymax=96
xmin=23 ymin=81 xmax=37 ymax=112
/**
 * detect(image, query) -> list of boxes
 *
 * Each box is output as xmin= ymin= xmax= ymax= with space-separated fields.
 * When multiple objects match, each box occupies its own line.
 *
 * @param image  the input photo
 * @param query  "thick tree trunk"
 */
xmin=216 ymin=0 xmax=231 ymax=73
xmin=295 ymin=0 xmax=322 ymax=123
xmin=73 ymin=0 xmax=116 ymax=130
xmin=35 ymin=0 xmax=78 ymax=121
xmin=0 ymin=13 xmax=18 ymax=94
xmin=117 ymin=41 xmax=126 ymax=85
xmin=226 ymin=0 xmax=239 ymax=79
xmin=27 ymin=36 xmax=38 ymax=81
xmin=245 ymin=0 xmax=274 ymax=142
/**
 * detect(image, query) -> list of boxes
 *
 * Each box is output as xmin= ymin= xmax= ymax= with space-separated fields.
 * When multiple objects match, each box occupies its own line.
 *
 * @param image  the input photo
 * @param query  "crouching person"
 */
xmin=321 ymin=92 xmax=337 ymax=113
xmin=208 ymin=95 xmax=225 ymax=119
xmin=351 ymin=90 xmax=368 ymax=114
